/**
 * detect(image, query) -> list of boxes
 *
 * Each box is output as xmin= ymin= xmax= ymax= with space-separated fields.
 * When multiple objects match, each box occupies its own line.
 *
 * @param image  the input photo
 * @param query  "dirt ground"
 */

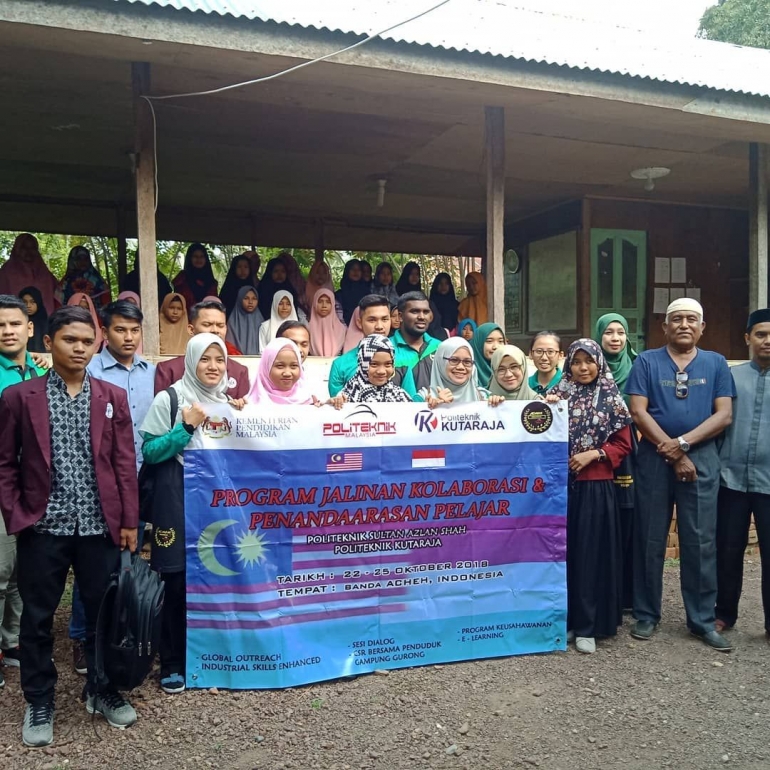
xmin=1 ymin=562 xmax=769 ymax=770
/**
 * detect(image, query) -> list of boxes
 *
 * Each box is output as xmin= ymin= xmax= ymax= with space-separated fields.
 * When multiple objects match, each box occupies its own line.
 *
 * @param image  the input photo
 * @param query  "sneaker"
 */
xmin=72 ymin=640 xmax=87 ymax=676
xmin=2 ymin=646 xmax=21 ymax=668
xmin=575 ymin=637 xmax=596 ymax=654
xmin=85 ymin=690 xmax=137 ymax=729
xmin=631 ymin=620 xmax=657 ymax=640
xmin=22 ymin=702 xmax=55 ymax=747
xmin=160 ymin=673 xmax=186 ymax=694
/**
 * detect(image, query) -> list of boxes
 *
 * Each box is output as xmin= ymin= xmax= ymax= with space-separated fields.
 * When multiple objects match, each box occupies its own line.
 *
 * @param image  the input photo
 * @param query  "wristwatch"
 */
xmin=677 ymin=436 xmax=690 ymax=453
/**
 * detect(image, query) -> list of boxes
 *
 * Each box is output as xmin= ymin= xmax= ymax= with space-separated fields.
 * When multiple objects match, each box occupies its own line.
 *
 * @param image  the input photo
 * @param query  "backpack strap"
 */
xmin=165 ymin=387 xmax=178 ymax=428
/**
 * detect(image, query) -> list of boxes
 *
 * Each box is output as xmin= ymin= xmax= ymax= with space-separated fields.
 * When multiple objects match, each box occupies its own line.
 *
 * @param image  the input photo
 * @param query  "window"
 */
xmin=527 ymin=231 xmax=577 ymax=331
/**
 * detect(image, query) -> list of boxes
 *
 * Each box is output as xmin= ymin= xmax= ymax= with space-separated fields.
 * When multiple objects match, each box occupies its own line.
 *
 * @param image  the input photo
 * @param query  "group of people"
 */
xmin=0 ymin=235 xmax=767 ymax=753
xmin=158 ymin=244 xmax=492 ymax=358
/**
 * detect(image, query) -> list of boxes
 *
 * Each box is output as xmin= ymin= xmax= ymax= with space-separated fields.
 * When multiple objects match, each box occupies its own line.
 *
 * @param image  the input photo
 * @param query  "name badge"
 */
xmin=227 ymin=377 xmax=237 ymax=390
xmin=106 ymin=403 xmax=114 ymax=419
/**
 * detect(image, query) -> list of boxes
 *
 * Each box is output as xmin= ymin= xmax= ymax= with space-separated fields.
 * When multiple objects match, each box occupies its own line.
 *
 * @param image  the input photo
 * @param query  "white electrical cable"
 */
xmin=139 ymin=0 xmax=453 ymax=212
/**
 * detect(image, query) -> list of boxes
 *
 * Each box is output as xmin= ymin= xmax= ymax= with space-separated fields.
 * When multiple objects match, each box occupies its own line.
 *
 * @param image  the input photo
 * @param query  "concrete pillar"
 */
xmin=485 ymin=106 xmax=505 ymax=327
xmin=132 ymin=62 xmax=160 ymax=355
xmin=749 ymin=143 xmax=769 ymax=312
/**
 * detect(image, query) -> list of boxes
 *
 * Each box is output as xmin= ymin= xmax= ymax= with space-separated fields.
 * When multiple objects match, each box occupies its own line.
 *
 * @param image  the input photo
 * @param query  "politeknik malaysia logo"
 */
xmin=322 ymin=404 xmax=397 ymax=438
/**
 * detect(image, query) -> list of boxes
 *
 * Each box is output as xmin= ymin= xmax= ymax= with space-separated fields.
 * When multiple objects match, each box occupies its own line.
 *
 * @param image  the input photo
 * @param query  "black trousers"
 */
xmin=16 ymin=530 xmax=119 ymax=705
xmin=159 ymin=571 xmax=186 ymax=678
xmin=716 ymin=487 xmax=770 ymax=632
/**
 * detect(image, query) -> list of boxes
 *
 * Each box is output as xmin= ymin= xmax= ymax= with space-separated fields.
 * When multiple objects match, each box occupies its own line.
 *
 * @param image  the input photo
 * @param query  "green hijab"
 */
xmin=471 ymin=322 xmax=505 ymax=386
xmin=593 ymin=313 xmax=637 ymax=397
xmin=489 ymin=345 xmax=537 ymax=400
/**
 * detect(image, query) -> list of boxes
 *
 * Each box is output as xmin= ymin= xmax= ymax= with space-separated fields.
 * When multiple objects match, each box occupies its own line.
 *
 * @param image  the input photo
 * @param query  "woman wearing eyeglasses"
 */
xmin=625 ymin=298 xmax=735 ymax=652
xmin=488 ymin=345 xmax=537 ymax=401
xmin=420 ymin=338 xmax=489 ymax=407
xmin=528 ymin=331 xmax=564 ymax=396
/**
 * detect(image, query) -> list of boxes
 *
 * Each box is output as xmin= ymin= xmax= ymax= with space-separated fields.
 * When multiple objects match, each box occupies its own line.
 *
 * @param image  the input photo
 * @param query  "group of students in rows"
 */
xmin=158 ymin=244 xmax=491 ymax=358
xmin=0 ymin=245 xmax=768 ymax=750
xmin=0 ymin=233 xmax=492 ymax=360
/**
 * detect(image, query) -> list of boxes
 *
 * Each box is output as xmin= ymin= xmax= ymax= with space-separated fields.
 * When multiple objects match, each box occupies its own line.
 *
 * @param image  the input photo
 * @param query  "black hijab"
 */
xmin=18 ymin=285 xmax=48 ymax=353
xmin=428 ymin=300 xmax=449 ymax=341
xmin=220 ymin=254 xmax=254 ymax=317
xmin=396 ymin=261 xmax=422 ymax=295
xmin=429 ymin=272 xmax=459 ymax=330
xmin=258 ymin=257 xmax=299 ymax=314
xmin=335 ymin=259 xmax=369 ymax=325
xmin=181 ymin=243 xmax=217 ymax=304
xmin=120 ymin=252 xmax=173 ymax=308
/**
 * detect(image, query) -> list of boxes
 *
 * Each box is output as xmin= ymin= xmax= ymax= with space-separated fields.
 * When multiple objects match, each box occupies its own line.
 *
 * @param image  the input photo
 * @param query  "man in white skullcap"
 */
xmin=625 ymin=298 xmax=735 ymax=650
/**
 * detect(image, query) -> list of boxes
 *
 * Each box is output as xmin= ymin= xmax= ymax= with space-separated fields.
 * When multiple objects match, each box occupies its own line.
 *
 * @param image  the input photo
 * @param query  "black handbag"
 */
xmin=137 ymin=387 xmax=178 ymax=525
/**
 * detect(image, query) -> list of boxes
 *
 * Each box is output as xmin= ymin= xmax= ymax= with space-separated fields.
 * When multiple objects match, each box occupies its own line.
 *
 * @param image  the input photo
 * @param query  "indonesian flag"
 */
xmin=411 ymin=449 xmax=446 ymax=468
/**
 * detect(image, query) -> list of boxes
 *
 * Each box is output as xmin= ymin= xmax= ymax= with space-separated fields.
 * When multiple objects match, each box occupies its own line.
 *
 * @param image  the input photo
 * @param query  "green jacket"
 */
xmin=0 ymin=352 xmax=46 ymax=396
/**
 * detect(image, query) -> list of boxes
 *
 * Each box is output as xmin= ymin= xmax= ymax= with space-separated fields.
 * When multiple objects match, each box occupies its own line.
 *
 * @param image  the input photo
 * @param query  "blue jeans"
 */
xmin=69 ymin=582 xmax=86 ymax=641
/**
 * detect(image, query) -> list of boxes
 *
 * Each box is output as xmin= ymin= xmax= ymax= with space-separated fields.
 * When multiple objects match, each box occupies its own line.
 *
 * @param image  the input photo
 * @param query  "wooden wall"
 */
xmin=588 ymin=199 xmax=749 ymax=359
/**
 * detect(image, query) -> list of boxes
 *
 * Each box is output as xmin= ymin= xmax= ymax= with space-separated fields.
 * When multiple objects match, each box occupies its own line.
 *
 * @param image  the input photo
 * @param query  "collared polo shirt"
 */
xmin=0 ymin=351 xmax=45 ymax=395
xmin=626 ymin=346 xmax=735 ymax=440
xmin=88 ymin=347 xmax=156 ymax=471
xmin=719 ymin=361 xmax=770 ymax=494
xmin=528 ymin=368 xmax=563 ymax=396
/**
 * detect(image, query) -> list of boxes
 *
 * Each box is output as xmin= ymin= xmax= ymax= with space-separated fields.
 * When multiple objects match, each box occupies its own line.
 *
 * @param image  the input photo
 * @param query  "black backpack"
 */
xmin=137 ymin=387 xmax=178 ymax=524
xmin=95 ymin=549 xmax=165 ymax=691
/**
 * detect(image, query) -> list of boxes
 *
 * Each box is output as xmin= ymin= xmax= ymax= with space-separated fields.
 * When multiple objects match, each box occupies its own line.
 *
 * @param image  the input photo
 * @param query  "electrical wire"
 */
xmin=145 ymin=0 xmax=452 ymax=101
xmin=138 ymin=0 xmax=453 ymax=213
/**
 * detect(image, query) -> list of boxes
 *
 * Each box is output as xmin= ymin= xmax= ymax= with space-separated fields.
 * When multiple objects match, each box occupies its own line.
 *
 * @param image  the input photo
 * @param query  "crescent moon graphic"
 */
xmin=331 ymin=453 xmax=342 ymax=462
xmin=197 ymin=519 xmax=240 ymax=576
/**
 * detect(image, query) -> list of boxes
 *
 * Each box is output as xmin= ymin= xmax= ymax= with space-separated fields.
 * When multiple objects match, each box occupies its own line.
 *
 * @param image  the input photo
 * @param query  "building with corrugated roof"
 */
xmin=0 ymin=0 xmax=768 ymax=355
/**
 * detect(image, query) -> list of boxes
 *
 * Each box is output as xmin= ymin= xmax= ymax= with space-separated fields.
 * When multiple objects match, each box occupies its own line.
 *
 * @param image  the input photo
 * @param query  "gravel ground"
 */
xmin=2 ymin=562 xmax=769 ymax=770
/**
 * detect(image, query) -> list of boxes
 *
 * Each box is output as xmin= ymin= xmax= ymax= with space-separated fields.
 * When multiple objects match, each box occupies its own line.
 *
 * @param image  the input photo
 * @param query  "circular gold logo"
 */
xmin=155 ymin=527 xmax=176 ymax=548
xmin=521 ymin=403 xmax=553 ymax=434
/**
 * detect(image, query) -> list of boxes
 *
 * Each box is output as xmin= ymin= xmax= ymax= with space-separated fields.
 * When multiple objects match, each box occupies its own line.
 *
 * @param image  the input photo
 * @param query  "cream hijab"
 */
xmin=488 ymin=345 xmax=537 ymax=400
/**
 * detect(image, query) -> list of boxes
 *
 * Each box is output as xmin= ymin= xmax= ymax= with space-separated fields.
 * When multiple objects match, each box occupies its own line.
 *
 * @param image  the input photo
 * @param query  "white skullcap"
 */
xmin=666 ymin=298 xmax=704 ymax=320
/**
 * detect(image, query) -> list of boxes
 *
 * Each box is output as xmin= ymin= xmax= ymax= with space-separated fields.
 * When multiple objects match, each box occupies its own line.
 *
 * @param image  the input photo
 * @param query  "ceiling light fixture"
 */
xmin=631 ymin=166 xmax=671 ymax=192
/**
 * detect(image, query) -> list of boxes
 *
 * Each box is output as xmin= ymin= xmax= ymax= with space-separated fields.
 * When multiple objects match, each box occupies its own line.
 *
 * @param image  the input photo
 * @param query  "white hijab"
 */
xmin=141 ymin=333 xmax=229 ymax=441
xmin=259 ymin=289 xmax=299 ymax=348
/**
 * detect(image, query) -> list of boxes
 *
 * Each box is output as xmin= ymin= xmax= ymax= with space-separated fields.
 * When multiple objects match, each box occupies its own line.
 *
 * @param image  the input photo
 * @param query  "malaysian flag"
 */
xmin=326 ymin=452 xmax=363 ymax=472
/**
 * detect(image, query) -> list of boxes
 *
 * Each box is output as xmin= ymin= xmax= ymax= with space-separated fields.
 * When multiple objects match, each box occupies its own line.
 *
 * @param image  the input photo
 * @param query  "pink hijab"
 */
xmin=342 ymin=307 xmax=364 ymax=354
xmin=67 ymin=292 xmax=103 ymax=349
xmin=248 ymin=338 xmax=313 ymax=405
xmin=0 ymin=233 xmax=58 ymax=315
xmin=308 ymin=288 xmax=346 ymax=357
xmin=117 ymin=290 xmax=143 ymax=354
xmin=305 ymin=259 xmax=334 ymax=310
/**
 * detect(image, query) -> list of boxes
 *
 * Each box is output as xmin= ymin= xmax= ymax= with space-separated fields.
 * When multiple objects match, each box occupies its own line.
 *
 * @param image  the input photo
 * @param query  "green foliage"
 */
xmin=0 ymin=231 xmax=478 ymax=301
xmin=699 ymin=0 xmax=770 ymax=49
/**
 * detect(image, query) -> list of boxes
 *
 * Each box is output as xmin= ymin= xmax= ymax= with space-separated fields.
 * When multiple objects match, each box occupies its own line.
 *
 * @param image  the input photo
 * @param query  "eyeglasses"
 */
xmin=675 ymin=371 xmax=689 ymax=399
xmin=532 ymin=349 xmax=559 ymax=358
xmin=444 ymin=356 xmax=474 ymax=368
xmin=496 ymin=365 xmax=522 ymax=376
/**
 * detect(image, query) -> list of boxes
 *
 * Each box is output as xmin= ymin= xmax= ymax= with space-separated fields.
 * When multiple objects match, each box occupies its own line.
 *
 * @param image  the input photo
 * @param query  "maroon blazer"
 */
xmin=0 ymin=373 xmax=139 ymax=545
xmin=154 ymin=356 xmax=250 ymax=398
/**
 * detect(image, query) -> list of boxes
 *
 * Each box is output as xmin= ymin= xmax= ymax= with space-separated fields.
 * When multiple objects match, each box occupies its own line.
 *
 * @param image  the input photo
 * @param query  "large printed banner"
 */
xmin=184 ymin=401 xmax=568 ymax=689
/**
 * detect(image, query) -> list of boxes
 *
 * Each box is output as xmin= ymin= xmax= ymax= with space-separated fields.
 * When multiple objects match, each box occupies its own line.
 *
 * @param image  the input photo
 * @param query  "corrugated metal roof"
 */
xmin=116 ymin=0 xmax=770 ymax=98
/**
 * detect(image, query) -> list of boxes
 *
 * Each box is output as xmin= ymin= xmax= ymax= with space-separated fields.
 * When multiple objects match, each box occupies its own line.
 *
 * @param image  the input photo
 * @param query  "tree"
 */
xmin=698 ymin=0 xmax=770 ymax=49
